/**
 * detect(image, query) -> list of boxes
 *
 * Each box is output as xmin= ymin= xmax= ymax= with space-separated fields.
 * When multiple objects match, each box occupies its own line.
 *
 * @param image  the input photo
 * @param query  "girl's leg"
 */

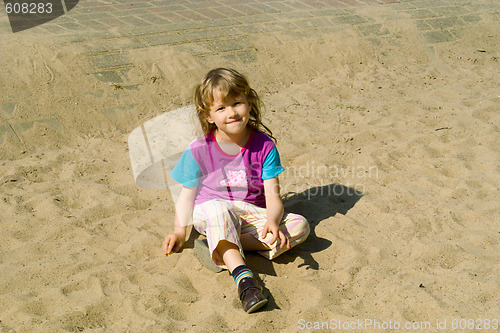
xmin=262 ymin=213 xmax=310 ymax=259
xmin=216 ymin=240 xmax=245 ymax=272
xmin=236 ymin=202 xmax=310 ymax=259
xmin=192 ymin=199 xmax=246 ymax=269
xmin=193 ymin=200 xmax=267 ymax=313
xmin=240 ymin=232 xmax=271 ymax=251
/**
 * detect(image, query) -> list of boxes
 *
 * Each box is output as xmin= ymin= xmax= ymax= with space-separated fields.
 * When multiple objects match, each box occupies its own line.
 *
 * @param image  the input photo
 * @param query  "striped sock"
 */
xmin=231 ymin=265 xmax=253 ymax=286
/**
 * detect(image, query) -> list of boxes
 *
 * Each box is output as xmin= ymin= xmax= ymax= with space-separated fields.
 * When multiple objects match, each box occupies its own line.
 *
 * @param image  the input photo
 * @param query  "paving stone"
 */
xmin=273 ymin=11 xmax=314 ymax=21
xmin=77 ymin=19 xmax=115 ymax=31
xmin=229 ymin=24 xmax=263 ymax=35
xmin=100 ymin=17 xmax=130 ymax=28
xmin=294 ymin=17 xmax=332 ymax=29
xmin=463 ymin=3 xmax=498 ymax=11
xmin=89 ymin=52 xmax=132 ymax=69
xmin=12 ymin=118 xmax=62 ymax=133
xmin=120 ymin=24 xmax=170 ymax=36
xmin=99 ymin=38 xmax=147 ymax=52
xmin=431 ymin=6 xmax=469 ymax=16
xmin=210 ymin=38 xmax=250 ymax=53
xmin=410 ymin=0 xmax=450 ymax=8
xmin=171 ymin=42 xmax=214 ymax=56
xmin=358 ymin=23 xmax=390 ymax=36
xmin=58 ymin=21 xmax=87 ymax=31
xmin=421 ymin=29 xmax=455 ymax=43
xmin=119 ymin=15 xmax=153 ymax=27
xmin=246 ymin=3 xmax=281 ymax=14
xmin=177 ymin=10 xmax=211 ymax=21
xmin=181 ymin=29 xmax=224 ymax=42
xmin=142 ymin=33 xmax=186 ymax=46
xmin=113 ymin=2 xmax=153 ymax=10
xmin=449 ymin=27 xmax=465 ymax=40
xmin=193 ymin=18 xmax=241 ymax=29
xmin=404 ymin=9 xmax=437 ymax=18
xmin=149 ymin=5 xmax=187 ymax=13
xmin=310 ymin=8 xmax=348 ymax=17
xmin=211 ymin=5 xmax=247 ymax=18
xmin=71 ymin=12 xmax=111 ymax=22
xmin=265 ymin=2 xmax=298 ymax=13
xmin=367 ymin=37 xmax=382 ymax=46
xmin=425 ymin=16 xmax=463 ymax=29
xmin=136 ymin=13 xmax=172 ymax=25
xmin=461 ymin=14 xmax=482 ymax=24
xmin=84 ymin=89 xmax=105 ymax=98
xmin=377 ymin=12 xmax=405 ymax=20
xmin=1 ymin=103 xmax=16 ymax=119
xmin=230 ymin=4 xmax=266 ymax=16
xmin=389 ymin=2 xmax=416 ymax=10
xmin=163 ymin=20 xmax=219 ymax=32
xmin=300 ymin=0 xmax=332 ymax=9
xmin=0 ymin=125 xmax=19 ymax=143
xmin=40 ymin=118 xmax=62 ymax=130
xmin=416 ymin=20 xmax=432 ymax=30
xmin=340 ymin=0 xmax=365 ymax=6
xmin=316 ymin=25 xmax=343 ymax=34
xmin=103 ymin=103 xmax=138 ymax=116
xmin=221 ymin=53 xmax=240 ymax=63
xmin=195 ymin=8 xmax=229 ymax=20
xmin=237 ymin=14 xmax=276 ymax=24
xmin=330 ymin=14 xmax=368 ymax=24
xmin=118 ymin=68 xmax=136 ymax=82
xmin=256 ymin=21 xmax=299 ymax=32
xmin=93 ymin=70 xmax=123 ymax=83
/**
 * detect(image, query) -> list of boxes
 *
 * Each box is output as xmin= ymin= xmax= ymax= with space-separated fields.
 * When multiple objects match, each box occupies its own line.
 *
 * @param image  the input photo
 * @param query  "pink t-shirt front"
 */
xmin=170 ymin=130 xmax=284 ymax=208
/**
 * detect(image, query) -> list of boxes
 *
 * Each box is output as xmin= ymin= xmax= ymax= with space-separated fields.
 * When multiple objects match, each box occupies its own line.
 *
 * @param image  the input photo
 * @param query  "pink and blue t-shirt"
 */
xmin=170 ymin=130 xmax=284 ymax=208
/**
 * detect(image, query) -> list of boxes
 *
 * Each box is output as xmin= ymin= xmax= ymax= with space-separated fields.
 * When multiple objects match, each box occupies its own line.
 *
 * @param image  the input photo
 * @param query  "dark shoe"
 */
xmin=194 ymin=239 xmax=223 ymax=273
xmin=238 ymin=277 xmax=268 ymax=313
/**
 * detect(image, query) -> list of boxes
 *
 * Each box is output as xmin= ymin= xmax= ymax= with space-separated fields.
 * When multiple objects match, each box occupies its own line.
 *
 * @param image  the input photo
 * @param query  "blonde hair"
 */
xmin=194 ymin=68 xmax=275 ymax=141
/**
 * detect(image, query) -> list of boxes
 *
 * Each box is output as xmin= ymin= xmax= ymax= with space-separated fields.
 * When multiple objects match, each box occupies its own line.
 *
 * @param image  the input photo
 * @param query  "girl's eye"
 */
xmin=217 ymin=107 xmax=225 ymax=112
xmin=234 ymin=102 xmax=241 ymax=106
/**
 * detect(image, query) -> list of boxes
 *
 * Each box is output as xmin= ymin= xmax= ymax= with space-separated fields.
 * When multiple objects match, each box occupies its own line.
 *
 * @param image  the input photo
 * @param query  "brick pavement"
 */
xmin=0 ymin=0 xmax=498 ymax=143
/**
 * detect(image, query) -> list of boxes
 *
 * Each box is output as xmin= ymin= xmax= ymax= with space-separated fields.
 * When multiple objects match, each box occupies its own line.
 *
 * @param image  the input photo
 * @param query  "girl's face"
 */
xmin=207 ymin=89 xmax=251 ymax=138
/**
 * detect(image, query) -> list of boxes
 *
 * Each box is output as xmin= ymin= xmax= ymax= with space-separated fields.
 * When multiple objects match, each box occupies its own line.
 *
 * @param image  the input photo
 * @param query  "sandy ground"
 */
xmin=1 ymin=7 xmax=499 ymax=333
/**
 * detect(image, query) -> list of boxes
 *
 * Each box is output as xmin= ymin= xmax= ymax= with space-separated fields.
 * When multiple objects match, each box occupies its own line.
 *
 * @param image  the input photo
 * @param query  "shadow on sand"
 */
xmin=246 ymin=183 xmax=363 ymax=275
xmin=183 ymin=183 xmax=362 ymax=312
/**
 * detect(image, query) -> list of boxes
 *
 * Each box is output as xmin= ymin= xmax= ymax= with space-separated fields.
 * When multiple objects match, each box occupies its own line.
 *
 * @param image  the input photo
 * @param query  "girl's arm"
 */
xmin=261 ymin=177 xmax=290 ymax=249
xmin=162 ymin=185 xmax=197 ymax=256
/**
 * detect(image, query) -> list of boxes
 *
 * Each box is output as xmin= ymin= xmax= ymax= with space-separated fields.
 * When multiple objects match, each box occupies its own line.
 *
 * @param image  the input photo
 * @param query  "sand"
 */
xmin=1 ymin=4 xmax=499 ymax=333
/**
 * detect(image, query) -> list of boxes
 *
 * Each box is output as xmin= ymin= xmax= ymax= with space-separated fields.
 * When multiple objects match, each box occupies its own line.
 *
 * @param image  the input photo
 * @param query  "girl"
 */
xmin=162 ymin=68 xmax=310 ymax=313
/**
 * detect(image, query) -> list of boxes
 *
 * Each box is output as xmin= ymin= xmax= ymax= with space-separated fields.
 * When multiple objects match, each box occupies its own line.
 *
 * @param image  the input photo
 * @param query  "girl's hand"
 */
xmin=261 ymin=221 xmax=290 ymax=250
xmin=162 ymin=233 xmax=185 ymax=256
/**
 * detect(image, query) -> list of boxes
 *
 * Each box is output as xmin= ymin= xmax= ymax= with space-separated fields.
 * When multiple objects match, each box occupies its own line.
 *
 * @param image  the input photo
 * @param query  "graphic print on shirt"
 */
xmin=219 ymin=168 xmax=249 ymax=189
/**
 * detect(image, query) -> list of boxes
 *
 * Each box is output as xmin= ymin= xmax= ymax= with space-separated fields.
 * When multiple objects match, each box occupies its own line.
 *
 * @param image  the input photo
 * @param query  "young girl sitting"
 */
xmin=162 ymin=68 xmax=310 ymax=313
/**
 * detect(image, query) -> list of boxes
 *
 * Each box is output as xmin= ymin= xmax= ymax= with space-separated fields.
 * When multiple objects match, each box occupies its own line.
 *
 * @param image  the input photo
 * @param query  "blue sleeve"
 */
xmin=169 ymin=146 xmax=201 ymax=188
xmin=262 ymin=146 xmax=285 ymax=180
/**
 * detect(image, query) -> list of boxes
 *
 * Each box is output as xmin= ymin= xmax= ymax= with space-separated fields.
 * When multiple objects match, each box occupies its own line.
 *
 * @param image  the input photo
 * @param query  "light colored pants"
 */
xmin=192 ymin=199 xmax=310 ymax=269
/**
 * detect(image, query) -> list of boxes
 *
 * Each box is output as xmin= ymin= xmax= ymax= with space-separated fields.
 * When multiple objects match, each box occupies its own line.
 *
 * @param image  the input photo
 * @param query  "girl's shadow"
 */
xmin=246 ymin=183 xmax=362 ymax=274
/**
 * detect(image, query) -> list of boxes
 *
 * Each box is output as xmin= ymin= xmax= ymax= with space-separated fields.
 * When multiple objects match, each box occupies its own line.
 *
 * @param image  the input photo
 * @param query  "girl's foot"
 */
xmin=194 ymin=239 xmax=223 ymax=273
xmin=238 ymin=277 xmax=268 ymax=313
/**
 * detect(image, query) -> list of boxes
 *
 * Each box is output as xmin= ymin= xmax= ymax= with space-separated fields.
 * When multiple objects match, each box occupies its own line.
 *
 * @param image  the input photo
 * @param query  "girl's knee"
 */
xmin=286 ymin=214 xmax=310 ymax=239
